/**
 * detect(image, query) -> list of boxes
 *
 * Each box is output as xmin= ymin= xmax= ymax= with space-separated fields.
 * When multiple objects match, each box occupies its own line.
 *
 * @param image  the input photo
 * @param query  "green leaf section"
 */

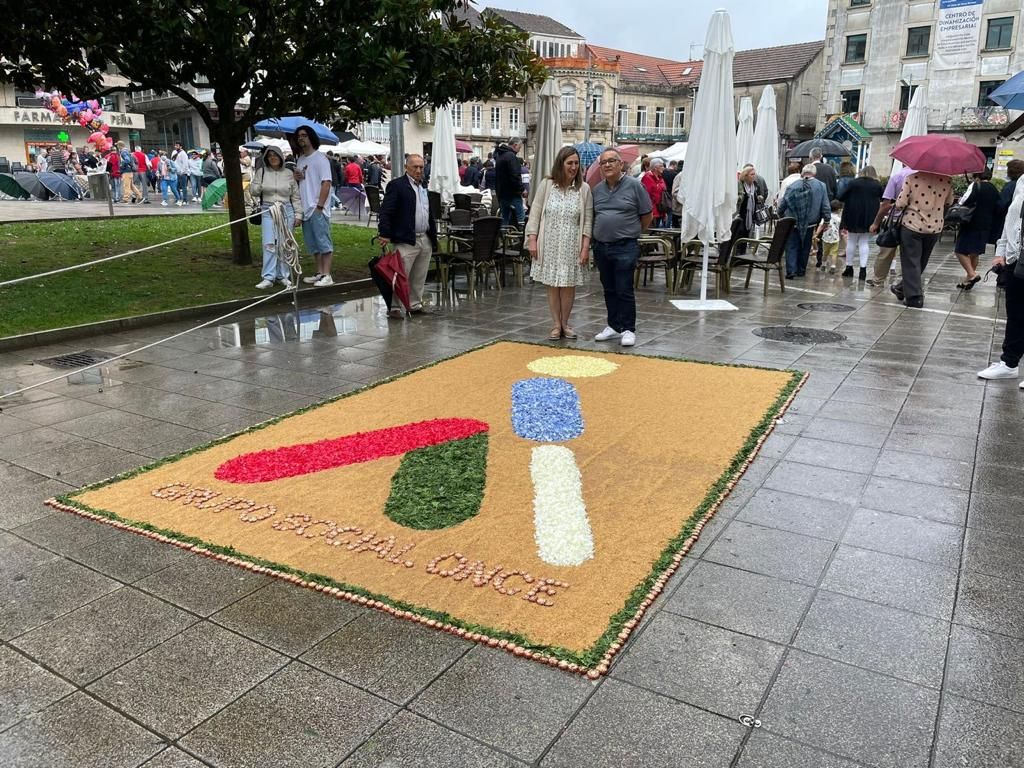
xmin=384 ymin=433 xmax=488 ymax=530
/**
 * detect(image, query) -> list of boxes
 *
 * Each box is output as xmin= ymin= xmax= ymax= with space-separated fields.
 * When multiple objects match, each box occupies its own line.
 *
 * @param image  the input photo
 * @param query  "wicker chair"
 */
xmin=730 ymin=216 xmax=795 ymax=295
xmin=364 ymin=185 xmax=382 ymax=228
xmin=677 ymin=239 xmax=736 ymax=298
xmin=634 ymin=236 xmax=677 ymax=292
xmin=442 ymin=216 xmax=503 ymax=293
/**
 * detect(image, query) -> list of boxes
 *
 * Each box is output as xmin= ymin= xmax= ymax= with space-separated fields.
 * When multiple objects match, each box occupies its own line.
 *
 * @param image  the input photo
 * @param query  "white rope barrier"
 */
xmin=267 ymin=202 xmax=302 ymax=278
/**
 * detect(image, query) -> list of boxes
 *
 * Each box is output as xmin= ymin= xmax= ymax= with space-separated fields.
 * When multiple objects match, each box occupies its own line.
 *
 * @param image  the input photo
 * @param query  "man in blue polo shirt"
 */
xmin=591 ymin=149 xmax=653 ymax=347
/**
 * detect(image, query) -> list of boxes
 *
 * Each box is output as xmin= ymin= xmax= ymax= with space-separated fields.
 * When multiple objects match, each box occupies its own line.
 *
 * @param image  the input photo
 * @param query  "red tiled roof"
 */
xmin=585 ymin=44 xmax=702 ymax=88
xmin=732 ymin=40 xmax=825 ymax=84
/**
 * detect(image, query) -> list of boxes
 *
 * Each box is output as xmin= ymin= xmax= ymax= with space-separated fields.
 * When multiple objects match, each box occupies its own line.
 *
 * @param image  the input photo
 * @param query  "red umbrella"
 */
xmin=889 ymin=135 xmax=986 ymax=176
xmin=369 ymin=248 xmax=412 ymax=313
xmin=586 ymin=144 xmax=641 ymax=187
xmin=455 ymin=139 xmax=473 ymax=154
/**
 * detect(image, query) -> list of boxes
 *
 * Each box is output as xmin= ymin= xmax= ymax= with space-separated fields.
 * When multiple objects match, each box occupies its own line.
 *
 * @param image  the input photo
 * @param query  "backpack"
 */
xmin=120 ymin=150 xmax=137 ymax=173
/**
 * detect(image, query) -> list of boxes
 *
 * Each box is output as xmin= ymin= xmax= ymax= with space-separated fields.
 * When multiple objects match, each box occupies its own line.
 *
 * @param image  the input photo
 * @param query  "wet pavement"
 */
xmin=1 ymin=242 xmax=1023 ymax=767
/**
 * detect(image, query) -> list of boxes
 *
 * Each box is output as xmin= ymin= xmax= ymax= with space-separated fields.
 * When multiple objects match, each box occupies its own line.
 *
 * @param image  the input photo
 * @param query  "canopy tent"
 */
xmin=429 ymin=105 xmax=461 ymax=204
xmin=335 ymin=139 xmax=390 ymax=156
xmin=649 ymin=142 xmax=688 ymax=164
xmin=749 ymin=85 xmax=780 ymax=198
xmin=530 ymin=79 xmax=563 ymax=207
xmin=736 ymin=97 xmax=754 ymax=168
xmin=455 ymin=139 xmax=473 ymax=154
xmin=892 ymin=86 xmax=928 ymax=173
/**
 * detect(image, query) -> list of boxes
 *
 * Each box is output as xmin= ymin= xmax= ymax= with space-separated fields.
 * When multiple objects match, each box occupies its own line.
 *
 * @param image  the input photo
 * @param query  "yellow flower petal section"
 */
xmin=526 ymin=356 xmax=619 ymax=379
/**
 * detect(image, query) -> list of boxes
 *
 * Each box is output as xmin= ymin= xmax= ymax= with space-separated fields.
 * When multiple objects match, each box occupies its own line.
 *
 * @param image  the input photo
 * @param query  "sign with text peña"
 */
xmin=934 ymin=0 xmax=984 ymax=71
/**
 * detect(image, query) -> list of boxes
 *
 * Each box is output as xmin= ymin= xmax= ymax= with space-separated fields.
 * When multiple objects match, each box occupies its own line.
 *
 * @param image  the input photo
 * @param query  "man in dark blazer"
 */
xmin=378 ymin=154 xmax=438 ymax=318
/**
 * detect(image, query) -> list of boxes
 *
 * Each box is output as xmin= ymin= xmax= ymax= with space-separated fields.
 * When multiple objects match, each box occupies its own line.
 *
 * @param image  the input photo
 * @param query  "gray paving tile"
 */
xmin=946 ymin=625 xmax=1024 ymax=713
xmin=14 ymin=398 xmax=109 ymax=427
xmin=135 ymin=552 xmax=271 ymax=617
xmin=763 ymin=461 xmax=868 ymax=505
xmin=737 ymin=731 xmax=864 ymax=768
xmin=794 ymin=591 xmax=948 ymax=687
xmin=760 ymin=651 xmax=938 ymax=768
xmin=342 ymin=710 xmax=525 ymax=767
xmin=180 ymin=662 xmax=394 ymax=768
xmin=873 ymin=449 xmax=974 ymax=490
xmin=859 ymin=476 xmax=969 ymax=525
xmin=0 ymin=426 xmax=82 ymax=461
xmin=783 ymin=437 xmax=879 ymax=474
xmin=821 ymin=546 xmax=957 ymax=620
xmin=410 ymin=647 xmax=591 ymax=762
xmin=302 ymin=611 xmax=469 ymax=705
xmin=73 ymin=528 xmax=189 ymax=583
xmin=933 ymin=695 xmax=1024 ymax=768
xmin=963 ymin=527 xmax=1024 ymax=584
xmin=968 ymin=492 xmax=1024 ymax=536
xmin=611 ymin=612 xmax=783 ymax=716
xmin=139 ymin=749 xmax=208 ymax=768
xmin=801 ymin=417 xmax=891 ymax=448
xmin=0 ymin=414 xmax=38 ymax=438
xmin=0 ymin=691 xmax=163 ymax=768
xmin=12 ymin=509 xmax=119 ymax=556
xmin=703 ymin=520 xmax=835 ymax=586
xmin=831 ymin=383 xmax=908 ymax=410
xmin=89 ymin=621 xmax=286 ymax=738
xmin=0 ymin=531 xmax=61 ymax=576
xmin=842 ymin=508 xmax=963 ymax=568
xmin=955 ymin=569 xmax=1024 ymax=639
xmin=733 ymin=488 xmax=853 ymax=540
xmin=542 ymin=678 xmax=745 ymax=768
xmin=883 ymin=430 xmax=976 ymax=462
xmin=12 ymin=588 xmax=195 ymax=685
xmin=0 ymin=645 xmax=75 ymax=731
xmin=56 ymin=409 xmax=154 ymax=439
xmin=665 ymin=560 xmax=813 ymax=643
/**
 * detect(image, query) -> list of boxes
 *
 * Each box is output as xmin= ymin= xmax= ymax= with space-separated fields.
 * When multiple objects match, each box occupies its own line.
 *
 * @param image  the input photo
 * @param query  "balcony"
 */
xmin=613 ymin=125 xmax=688 ymax=143
xmin=527 ymin=111 xmax=612 ymax=130
xmin=961 ymin=106 xmax=1009 ymax=129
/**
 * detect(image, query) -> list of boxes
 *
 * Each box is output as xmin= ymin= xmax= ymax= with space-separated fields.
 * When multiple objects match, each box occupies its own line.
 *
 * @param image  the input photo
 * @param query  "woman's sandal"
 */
xmin=963 ymin=275 xmax=981 ymax=291
xmin=562 ymin=327 xmax=578 ymax=340
xmin=548 ymin=328 xmax=563 ymax=340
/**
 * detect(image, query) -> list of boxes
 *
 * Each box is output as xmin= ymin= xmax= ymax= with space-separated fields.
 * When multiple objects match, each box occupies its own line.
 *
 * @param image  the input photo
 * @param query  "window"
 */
xmin=985 ymin=17 xmax=1013 ymax=50
xmin=840 ymin=89 xmax=861 ymax=113
xmin=636 ymin=106 xmax=648 ymax=129
xmin=560 ymin=84 xmax=576 ymax=114
xmin=906 ymin=26 xmax=930 ymax=57
xmin=509 ymin=107 xmax=520 ymax=135
xmin=850 ymin=0 xmax=870 ymax=5
xmin=654 ymin=107 xmax=666 ymax=129
xmin=452 ymin=104 xmax=463 ymax=130
xmin=616 ymin=104 xmax=628 ymax=128
xmin=979 ymin=80 xmax=1004 ymax=107
xmin=673 ymin=106 xmax=686 ymax=128
xmin=899 ymin=84 xmax=918 ymax=111
xmin=845 ymin=34 xmax=867 ymax=63
xmin=490 ymin=107 xmax=501 ymax=130
xmin=591 ymin=85 xmax=604 ymax=115
xmin=471 ymin=105 xmax=482 ymax=130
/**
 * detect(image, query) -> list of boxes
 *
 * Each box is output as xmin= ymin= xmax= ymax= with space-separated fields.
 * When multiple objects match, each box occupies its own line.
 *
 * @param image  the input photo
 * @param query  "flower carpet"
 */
xmin=48 ymin=342 xmax=803 ymax=677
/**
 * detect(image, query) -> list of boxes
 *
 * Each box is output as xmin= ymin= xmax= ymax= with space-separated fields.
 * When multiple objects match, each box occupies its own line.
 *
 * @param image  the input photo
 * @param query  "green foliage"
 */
xmin=385 ymin=433 xmax=489 ymax=530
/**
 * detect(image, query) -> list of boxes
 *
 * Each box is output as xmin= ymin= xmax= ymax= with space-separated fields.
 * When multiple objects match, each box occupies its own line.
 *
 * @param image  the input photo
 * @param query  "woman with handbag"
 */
xmin=248 ymin=146 xmax=301 ymax=290
xmin=526 ymin=146 xmax=593 ymax=341
xmin=978 ymin=175 xmax=1024 ymax=383
xmin=892 ymin=171 xmax=954 ymax=308
xmin=729 ymin=164 xmax=767 ymax=256
xmin=953 ymin=169 xmax=1001 ymax=290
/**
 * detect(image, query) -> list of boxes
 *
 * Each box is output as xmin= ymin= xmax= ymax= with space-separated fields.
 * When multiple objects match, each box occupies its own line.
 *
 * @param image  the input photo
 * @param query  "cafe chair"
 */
xmin=730 ymin=216 xmax=794 ymax=295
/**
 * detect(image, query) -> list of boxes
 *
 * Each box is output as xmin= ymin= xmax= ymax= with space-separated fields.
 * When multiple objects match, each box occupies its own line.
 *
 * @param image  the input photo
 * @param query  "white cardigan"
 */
xmin=525 ymin=178 xmax=593 ymax=267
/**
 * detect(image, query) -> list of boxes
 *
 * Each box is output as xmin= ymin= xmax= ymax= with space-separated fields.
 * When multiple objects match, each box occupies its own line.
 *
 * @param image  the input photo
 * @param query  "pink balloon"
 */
xmin=100 ymin=123 xmax=110 ymax=134
xmin=81 ymin=109 xmax=93 ymax=122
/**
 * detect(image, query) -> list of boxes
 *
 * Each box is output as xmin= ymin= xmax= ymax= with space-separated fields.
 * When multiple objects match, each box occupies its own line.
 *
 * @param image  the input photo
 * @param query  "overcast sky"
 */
xmin=481 ymin=1 xmax=827 ymax=57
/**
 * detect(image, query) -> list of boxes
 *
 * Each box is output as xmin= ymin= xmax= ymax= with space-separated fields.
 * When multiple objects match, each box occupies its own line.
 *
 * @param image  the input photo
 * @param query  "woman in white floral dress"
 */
xmin=526 ymin=147 xmax=594 ymax=340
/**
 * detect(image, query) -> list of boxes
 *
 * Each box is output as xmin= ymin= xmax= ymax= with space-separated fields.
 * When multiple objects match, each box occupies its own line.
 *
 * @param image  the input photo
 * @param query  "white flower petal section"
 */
xmin=527 ymin=356 xmax=619 ymax=379
xmin=530 ymin=445 xmax=594 ymax=567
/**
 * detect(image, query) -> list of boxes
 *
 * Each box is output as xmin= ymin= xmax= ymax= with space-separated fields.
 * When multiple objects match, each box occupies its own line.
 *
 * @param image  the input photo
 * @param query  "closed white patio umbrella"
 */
xmin=749 ymin=85 xmax=780 ymax=199
xmin=529 ymin=79 xmax=563 ymax=207
xmin=892 ymin=86 xmax=928 ymax=172
xmin=736 ymin=96 xmax=754 ymax=169
xmin=675 ymin=9 xmax=738 ymax=311
xmin=429 ymin=105 xmax=461 ymax=204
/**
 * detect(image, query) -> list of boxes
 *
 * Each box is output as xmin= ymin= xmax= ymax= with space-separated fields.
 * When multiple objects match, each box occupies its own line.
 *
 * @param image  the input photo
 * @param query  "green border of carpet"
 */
xmin=50 ymin=340 xmax=805 ymax=671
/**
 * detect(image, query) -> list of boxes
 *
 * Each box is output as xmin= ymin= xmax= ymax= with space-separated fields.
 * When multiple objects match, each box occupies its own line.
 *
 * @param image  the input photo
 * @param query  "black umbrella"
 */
xmin=38 ymin=172 xmax=81 ymax=201
xmin=787 ymin=138 xmax=850 ymax=159
xmin=14 ymin=172 xmax=50 ymax=200
xmin=0 ymin=173 xmax=30 ymax=199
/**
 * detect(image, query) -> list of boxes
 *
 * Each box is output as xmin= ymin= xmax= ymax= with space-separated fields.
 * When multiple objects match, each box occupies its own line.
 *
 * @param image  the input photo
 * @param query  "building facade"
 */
xmin=820 ymin=0 xmax=1022 ymax=174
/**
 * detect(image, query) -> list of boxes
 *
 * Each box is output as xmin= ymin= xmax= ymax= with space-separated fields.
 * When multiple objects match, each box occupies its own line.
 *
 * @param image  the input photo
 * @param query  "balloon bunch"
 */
xmin=35 ymin=90 xmax=112 ymax=150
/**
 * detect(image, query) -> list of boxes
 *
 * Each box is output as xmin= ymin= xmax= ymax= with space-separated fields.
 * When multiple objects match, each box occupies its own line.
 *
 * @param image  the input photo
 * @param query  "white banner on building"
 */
xmin=934 ymin=0 xmax=984 ymax=70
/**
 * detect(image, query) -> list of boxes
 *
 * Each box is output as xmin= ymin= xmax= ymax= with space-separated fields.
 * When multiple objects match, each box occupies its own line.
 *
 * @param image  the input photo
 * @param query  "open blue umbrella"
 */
xmin=575 ymin=142 xmax=604 ymax=171
xmin=989 ymin=71 xmax=1024 ymax=110
xmin=253 ymin=117 xmax=339 ymax=145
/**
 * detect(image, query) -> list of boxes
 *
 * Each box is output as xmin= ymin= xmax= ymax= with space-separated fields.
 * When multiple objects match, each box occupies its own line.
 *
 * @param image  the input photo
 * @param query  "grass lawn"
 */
xmin=0 ymin=214 xmax=380 ymax=338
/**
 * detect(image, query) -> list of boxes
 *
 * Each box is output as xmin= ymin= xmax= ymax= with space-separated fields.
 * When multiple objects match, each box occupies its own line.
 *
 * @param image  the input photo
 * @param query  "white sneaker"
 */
xmin=978 ymin=361 xmax=1019 ymax=380
xmin=302 ymin=273 xmax=322 ymax=285
xmin=278 ymin=278 xmax=293 ymax=289
xmin=255 ymin=279 xmax=274 ymax=290
xmin=313 ymin=274 xmax=334 ymax=287
xmin=620 ymin=331 xmax=636 ymax=347
xmin=161 ymin=200 xmax=168 ymax=207
xmin=594 ymin=326 xmax=621 ymax=342
xmin=176 ymin=201 xmax=183 ymax=207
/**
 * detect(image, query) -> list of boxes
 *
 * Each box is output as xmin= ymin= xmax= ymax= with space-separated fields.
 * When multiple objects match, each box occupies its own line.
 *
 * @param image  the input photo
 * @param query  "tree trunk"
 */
xmin=215 ymin=125 xmax=252 ymax=266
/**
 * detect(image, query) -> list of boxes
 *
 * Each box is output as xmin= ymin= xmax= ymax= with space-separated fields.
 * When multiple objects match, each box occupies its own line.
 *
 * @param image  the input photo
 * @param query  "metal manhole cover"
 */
xmin=753 ymin=326 xmax=847 ymax=344
xmin=797 ymin=302 xmax=857 ymax=312
xmin=35 ymin=349 xmax=116 ymax=370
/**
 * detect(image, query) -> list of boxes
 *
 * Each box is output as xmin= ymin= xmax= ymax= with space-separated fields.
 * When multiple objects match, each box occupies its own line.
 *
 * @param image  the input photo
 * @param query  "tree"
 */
xmin=1 ymin=1 xmax=546 ymax=264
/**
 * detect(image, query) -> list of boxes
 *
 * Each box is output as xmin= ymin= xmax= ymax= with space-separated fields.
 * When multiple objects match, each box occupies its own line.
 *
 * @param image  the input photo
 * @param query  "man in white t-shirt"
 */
xmin=293 ymin=126 xmax=334 ymax=287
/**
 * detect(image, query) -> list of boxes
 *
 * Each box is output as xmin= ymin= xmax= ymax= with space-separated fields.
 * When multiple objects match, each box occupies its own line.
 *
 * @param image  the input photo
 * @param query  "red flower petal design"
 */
xmin=214 ymin=418 xmax=489 ymax=484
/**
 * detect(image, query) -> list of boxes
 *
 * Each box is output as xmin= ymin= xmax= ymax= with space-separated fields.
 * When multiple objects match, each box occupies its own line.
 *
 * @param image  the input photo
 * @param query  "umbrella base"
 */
xmin=670 ymin=299 xmax=738 ymax=312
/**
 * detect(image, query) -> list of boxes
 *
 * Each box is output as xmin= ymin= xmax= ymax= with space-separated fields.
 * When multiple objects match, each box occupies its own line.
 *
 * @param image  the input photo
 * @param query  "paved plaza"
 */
xmin=1 ymin=243 xmax=1022 ymax=767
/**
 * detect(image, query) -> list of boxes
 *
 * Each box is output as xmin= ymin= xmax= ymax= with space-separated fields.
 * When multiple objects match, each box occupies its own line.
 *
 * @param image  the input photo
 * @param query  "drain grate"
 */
xmin=797 ymin=302 xmax=857 ymax=312
xmin=753 ymin=326 xmax=847 ymax=344
xmin=35 ymin=349 xmax=117 ymax=370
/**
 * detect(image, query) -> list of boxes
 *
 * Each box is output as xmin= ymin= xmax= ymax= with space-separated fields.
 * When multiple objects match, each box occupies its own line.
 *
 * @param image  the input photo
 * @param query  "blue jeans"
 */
xmin=176 ymin=175 xmax=189 ymax=201
xmin=161 ymin=178 xmax=179 ymax=203
xmin=499 ymin=196 xmax=524 ymax=226
xmin=594 ymin=239 xmax=639 ymax=333
xmin=112 ymin=176 xmax=122 ymax=202
xmin=261 ymin=203 xmax=295 ymax=281
xmin=785 ymin=226 xmax=815 ymax=276
xmin=190 ymin=175 xmax=201 ymax=199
